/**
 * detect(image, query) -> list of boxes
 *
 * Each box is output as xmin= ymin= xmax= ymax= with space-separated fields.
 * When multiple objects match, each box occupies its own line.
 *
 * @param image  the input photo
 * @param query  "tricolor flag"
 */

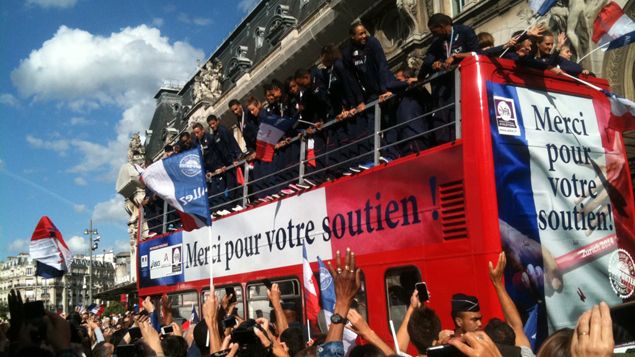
xmin=606 ymin=92 xmax=635 ymax=131
xmin=89 ymin=304 xmax=105 ymax=316
xmin=141 ymin=147 xmax=211 ymax=232
xmin=255 ymin=112 xmax=295 ymax=162
xmin=528 ymin=0 xmax=558 ymax=16
xmin=182 ymin=303 xmax=200 ymax=330
xmin=29 ymin=216 xmax=72 ymax=278
xmin=592 ymin=1 xmax=635 ymax=49
xmin=302 ymin=244 xmax=320 ymax=323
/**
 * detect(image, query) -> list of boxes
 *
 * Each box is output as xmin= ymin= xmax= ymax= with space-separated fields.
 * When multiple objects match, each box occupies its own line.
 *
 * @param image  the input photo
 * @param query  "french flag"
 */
xmin=592 ymin=2 xmax=635 ymax=49
xmin=29 ymin=216 xmax=72 ymax=278
xmin=89 ymin=304 xmax=105 ymax=316
xmin=528 ymin=0 xmax=558 ymax=16
xmin=302 ymin=244 xmax=320 ymax=323
xmin=141 ymin=147 xmax=212 ymax=232
xmin=182 ymin=303 xmax=200 ymax=331
xmin=606 ymin=92 xmax=635 ymax=131
xmin=255 ymin=112 xmax=295 ymax=162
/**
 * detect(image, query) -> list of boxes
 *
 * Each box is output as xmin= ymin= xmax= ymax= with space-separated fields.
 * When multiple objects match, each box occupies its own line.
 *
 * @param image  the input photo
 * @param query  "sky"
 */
xmin=0 ymin=0 xmax=260 ymax=260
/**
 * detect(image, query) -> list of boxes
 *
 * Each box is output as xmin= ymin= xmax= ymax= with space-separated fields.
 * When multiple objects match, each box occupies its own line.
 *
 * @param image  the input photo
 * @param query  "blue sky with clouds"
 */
xmin=0 ymin=0 xmax=260 ymax=260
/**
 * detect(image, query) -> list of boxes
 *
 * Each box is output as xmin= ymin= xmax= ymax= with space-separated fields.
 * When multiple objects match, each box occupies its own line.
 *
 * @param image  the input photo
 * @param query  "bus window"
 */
xmin=247 ymin=278 xmax=301 ymax=326
xmin=167 ymin=291 xmax=198 ymax=324
xmin=385 ymin=267 xmax=421 ymax=331
xmin=201 ymin=285 xmax=245 ymax=319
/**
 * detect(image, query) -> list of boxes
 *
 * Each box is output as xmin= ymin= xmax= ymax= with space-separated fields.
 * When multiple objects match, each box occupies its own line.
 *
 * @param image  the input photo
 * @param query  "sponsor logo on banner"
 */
xmin=493 ymin=95 xmax=521 ymax=136
xmin=140 ymin=255 xmax=148 ymax=268
xmin=149 ymin=243 xmax=183 ymax=280
xmin=608 ymin=249 xmax=635 ymax=298
xmin=179 ymin=154 xmax=201 ymax=177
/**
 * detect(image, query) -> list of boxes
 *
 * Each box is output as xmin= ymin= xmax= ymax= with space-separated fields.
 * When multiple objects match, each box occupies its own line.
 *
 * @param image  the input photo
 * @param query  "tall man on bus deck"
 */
xmin=451 ymin=293 xmax=483 ymax=334
xmin=421 ymin=13 xmax=479 ymax=145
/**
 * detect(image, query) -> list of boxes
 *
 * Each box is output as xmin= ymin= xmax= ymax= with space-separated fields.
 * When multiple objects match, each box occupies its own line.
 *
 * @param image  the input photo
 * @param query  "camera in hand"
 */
xmin=160 ymin=325 xmax=174 ymax=335
xmin=416 ymin=282 xmax=430 ymax=302
xmin=128 ymin=327 xmax=142 ymax=341
xmin=225 ymin=286 xmax=237 ymax=304
xmin=223 ymin=315 xmax=237 ymax=329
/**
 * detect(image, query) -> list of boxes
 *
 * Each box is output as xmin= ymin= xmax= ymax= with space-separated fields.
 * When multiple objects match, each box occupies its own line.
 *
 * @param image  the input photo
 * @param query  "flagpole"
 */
xmin=500 ymin=15 xmax=541 ymax=58
xmin=558 ymin=70 xmax=604 ymax=92
xmin=577 ymin=42 xmax=609 ymax=63
xmin=208 ymin=226 xmax=214 ymax=288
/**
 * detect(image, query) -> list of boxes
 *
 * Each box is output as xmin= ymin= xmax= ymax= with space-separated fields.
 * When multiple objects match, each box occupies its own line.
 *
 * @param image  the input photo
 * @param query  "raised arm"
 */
xmin=488 ymin=252 xmax=531 ymax=348
xmin=396 ymin=289 xmax=421 ymax=352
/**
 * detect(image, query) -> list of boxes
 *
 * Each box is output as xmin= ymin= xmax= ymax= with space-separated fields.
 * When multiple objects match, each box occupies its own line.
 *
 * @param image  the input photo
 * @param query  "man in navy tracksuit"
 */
xmin=341 ymin=21 xmax=395 ymax=168
xmin=207 ymin=115 xmax=242 ymax=211
xmin=420 ymin=13 xmax=479 ymax=145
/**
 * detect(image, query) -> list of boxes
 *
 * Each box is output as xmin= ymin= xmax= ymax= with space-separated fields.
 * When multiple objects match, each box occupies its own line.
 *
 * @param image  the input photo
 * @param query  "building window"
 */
xmin=202 ymin=285 xmax=245 ymax=319
xmin=452 ymin=0 xmax=467 ymax=16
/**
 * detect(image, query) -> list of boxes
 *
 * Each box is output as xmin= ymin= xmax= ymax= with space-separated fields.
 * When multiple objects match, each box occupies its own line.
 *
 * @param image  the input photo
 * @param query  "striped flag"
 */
xmin=141 ymin=147 xmax=211 ymax=231
xmin=592 ymin=1 xmax=635 ymax=49
xmin=302 ymin=244 xmax=320 ymax=323
xmin=255 ymin=112 xmax=295 ymax=162
xmin=29 ymin=216 xmax=72 ymax=278
xmin=606 ymin=92 xmax=635 ymax=131
xmin=182 ymin=303 xmax=200 ymax=330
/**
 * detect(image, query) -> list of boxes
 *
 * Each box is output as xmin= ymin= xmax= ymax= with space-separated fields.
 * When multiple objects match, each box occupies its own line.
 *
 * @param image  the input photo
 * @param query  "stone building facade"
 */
xmin=0 ymin=252 xmax=116 ymax=313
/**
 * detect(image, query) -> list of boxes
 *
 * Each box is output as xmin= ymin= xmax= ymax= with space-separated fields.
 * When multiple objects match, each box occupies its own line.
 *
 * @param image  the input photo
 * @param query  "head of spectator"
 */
xmin=179 ymin=131 xmax=192 ymax=150
xmin=247 ymin=97 xmax=262 ymax=117
xmin=263 ymin=82 xmax=276 ymax=104
xmin=428 ymin=13 xmax=453 ymax=38
xmin=163 ymin=144 xmax=174 ymax=158
xmin=451 ymin=293 xmax=482 ymax=333
xmin=559 ymin=45 xmax=573 ymax=60
xmin=484 ymin=318 xmax=515 ymax=346
xmin=160 ymin=335 xmax=188 ymax=357
xmin=536 ymin=328 xmax=572 ymax=357
xmin=192 ymin=122 xmax=206 ymax=140
xmin=294 ymin=68 xmax=313 ymax=89
xmin=320 ymin=43 xmax=342 ymax=67
xmin=207 ymin=114 xmax=220 ymax=132
xmin=478 ymin=32 xmax=495 ymax=50
xmin=349 ymin=344 xmax=385 ymax=357
xmin=92 ymin=341 xmax=114 ymax=357
xmin=407 ymin=306 xmax=442 ymax=355
xmin=296 ymin=345 xmax=318 ymax=357
xmin=280 ymin=327 xmax=305 ymax=357
xmin=349 ymin=20 xmax=369 ymax=46
xmin=537 ymin=31 xmax=555 ymax=57
xmin=510 ymin=30 xmax=533 ymax=58
xmin=270 ymin=79 xmax=284 ymax=101
xmin=193 ymin=321 xmax=209 ymax=354
xmin=228 ymin=99 xmax=243 ymax=118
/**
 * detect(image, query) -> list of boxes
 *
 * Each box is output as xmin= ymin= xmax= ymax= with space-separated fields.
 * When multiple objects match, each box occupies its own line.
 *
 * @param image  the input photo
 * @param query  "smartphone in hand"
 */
xmin=415 ymin=282 xmax=430 ymax=302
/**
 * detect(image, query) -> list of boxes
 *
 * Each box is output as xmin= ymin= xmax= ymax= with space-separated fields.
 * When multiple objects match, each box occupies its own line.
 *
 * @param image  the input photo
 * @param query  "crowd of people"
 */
xmin=141 ymin=14 xmax=593 ymax=225
xmin=0 ymin=249 xmax=622 ymax=357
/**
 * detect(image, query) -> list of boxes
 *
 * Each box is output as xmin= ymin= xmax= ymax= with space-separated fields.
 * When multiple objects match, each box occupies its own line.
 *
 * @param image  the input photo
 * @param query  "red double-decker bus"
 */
xmin=136 ymin=55 xmax=635 ymax=353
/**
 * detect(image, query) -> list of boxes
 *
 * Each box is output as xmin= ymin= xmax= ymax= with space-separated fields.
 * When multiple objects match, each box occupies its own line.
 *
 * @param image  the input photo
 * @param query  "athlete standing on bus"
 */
xmin=420 ymin=13 xmax=479 ymax=145
xmin=341 ymin=20 xmax=395 ymax=170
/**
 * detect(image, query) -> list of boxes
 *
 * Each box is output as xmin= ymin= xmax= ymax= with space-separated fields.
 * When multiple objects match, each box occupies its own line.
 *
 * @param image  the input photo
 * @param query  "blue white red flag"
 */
xmin=141 ymin=147 xmax=211 ymax=232
xmin=593 ymin=2 xmax=635 ymax=48
xmin=528 ymin=0 xmax=558 ymax=16
xmin=302 ymin=244 xmax=320 ymax=323
xmin=317 ymin=257 xmax=335 ymax=312
xmin=182 ymin=303 xmax=200 ymax=330
xmin=256 ymin=113 xmax=295 ymax=162
xmin=90 ymin=304 xmax=105 ymax=316
xmin=606 ymin=92 xmax=635 ymax=131
xmin=29 ymin=216 xmax=72 ymax=278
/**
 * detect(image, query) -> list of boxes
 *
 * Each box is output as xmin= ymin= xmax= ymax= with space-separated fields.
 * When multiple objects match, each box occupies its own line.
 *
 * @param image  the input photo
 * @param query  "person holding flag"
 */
xmin=140 ymin=146 xmax=212 ymax=232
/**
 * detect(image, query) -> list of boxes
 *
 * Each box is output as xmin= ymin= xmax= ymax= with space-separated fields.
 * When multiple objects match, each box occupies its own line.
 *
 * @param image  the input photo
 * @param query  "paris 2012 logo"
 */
xmin=179 ymin=154 xmax=202 ymax=177
xmin=608 ymin=248 xmax=635 ymax=299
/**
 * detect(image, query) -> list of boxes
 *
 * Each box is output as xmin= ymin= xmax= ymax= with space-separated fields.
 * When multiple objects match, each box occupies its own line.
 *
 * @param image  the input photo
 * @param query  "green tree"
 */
xmin=103 ymin=301 xmax=125 ymax=317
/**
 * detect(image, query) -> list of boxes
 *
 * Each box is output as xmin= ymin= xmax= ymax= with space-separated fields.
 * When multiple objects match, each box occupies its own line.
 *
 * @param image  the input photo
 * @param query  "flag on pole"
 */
xmin=182 ymin=303 xmax=200 ymax=330
xmin=29 ymin=216 xmax=72 ymax=278
xmin=317 ymin=257 xmax=335 ymax=312
xmin=528 ymin=0 xmax=558 ymax=16
xmin=302 ymin=245 xmax=320 ymax=323
xmin=141 ymin=147 xmax=211 ymax=231
xmin=592 ymin=2 xmax=635 ymax=48
xmin=255 ymin=112 xmax=295 ymax=162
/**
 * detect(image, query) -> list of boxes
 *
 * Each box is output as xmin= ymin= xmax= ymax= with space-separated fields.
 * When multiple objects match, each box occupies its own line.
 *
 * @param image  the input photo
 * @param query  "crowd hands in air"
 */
xmin=0 ymin=249 xmax=619 ymax=357
xmin=141 ymin=14 xmax=593 ymax=227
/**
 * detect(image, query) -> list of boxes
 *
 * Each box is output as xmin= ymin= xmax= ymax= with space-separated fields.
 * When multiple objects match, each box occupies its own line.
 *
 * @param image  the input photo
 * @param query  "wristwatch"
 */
xmin=330 ymin=313 xmax=348 ymax=325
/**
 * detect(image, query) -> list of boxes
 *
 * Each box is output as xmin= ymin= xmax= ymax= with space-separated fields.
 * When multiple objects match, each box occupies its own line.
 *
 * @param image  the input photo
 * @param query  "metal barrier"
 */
xmin=141 ymin=68 xmax=460 ymax=237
